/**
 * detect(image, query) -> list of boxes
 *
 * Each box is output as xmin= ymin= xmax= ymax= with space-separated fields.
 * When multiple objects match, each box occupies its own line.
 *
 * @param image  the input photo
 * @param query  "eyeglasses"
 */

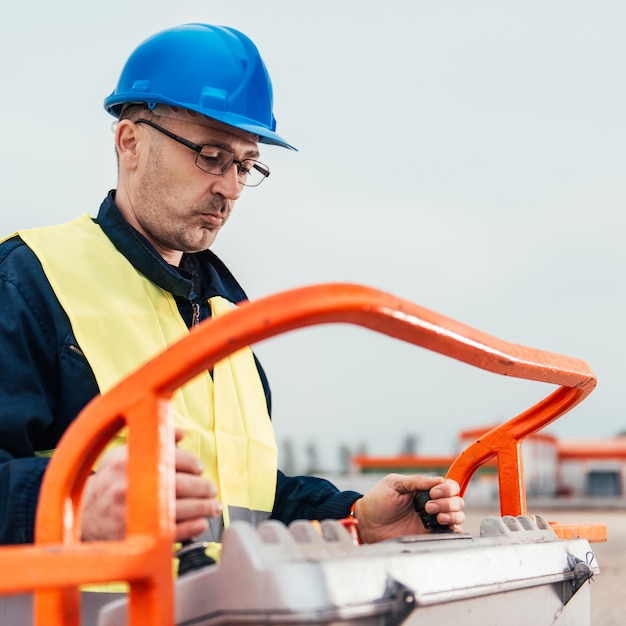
xmin=135 ymin=119 xmax=270 ymax=187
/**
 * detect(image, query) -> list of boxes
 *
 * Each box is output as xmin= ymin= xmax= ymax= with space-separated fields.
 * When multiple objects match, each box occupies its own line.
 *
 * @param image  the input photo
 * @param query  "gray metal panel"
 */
xmin=98 ymin=515 xmax=599 ymax=626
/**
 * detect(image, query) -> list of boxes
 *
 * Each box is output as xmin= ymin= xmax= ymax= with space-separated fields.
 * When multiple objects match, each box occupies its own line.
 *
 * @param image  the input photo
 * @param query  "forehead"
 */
xmin=153 ymin=105 xmax=259 ymax=149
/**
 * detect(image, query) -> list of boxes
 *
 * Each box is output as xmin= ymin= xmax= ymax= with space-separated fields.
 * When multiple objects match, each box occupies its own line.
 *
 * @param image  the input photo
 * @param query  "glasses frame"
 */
xmin=134 ymin=118 xmax=270 ymax=187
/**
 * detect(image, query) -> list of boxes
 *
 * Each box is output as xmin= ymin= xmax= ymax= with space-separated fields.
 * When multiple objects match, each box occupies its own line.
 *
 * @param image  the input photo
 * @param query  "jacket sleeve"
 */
xmin=0 ymin=240 xmax=98 ymax=544
xmin=271 ymin=470 xmax=362 ymax=524
xmin=0 ymin=258 xmax=52 ymax=543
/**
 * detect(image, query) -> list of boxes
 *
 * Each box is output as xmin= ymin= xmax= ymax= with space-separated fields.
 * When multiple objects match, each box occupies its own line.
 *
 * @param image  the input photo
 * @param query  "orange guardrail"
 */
xmin=0 ymin=283 xmax=597 ymax=625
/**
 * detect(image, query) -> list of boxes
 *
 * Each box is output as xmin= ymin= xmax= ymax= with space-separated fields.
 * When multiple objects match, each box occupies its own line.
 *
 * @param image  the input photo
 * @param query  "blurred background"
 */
xmin=1 ymin=0 xmax=625 ymax=472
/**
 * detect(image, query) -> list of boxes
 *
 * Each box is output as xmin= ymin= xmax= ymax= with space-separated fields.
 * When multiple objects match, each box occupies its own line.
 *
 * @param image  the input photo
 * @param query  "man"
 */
xmin=0 ymin=23 xmax=463 ymax=555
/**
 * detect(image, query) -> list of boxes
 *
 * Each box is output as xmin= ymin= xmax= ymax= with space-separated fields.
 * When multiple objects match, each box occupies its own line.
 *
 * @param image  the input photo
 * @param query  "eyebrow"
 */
xmin=211 ymin=140 xmax=260 ymax=161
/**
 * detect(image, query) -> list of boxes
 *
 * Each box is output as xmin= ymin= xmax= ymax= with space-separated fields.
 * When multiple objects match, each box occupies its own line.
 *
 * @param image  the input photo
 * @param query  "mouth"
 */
xmin=199 ymin=213 xmax=224 ymax=228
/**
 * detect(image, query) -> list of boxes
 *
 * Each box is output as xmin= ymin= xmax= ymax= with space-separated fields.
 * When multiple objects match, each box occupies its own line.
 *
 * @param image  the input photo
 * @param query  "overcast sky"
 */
xmin=1 ymin=1 xmax=625 ymax=471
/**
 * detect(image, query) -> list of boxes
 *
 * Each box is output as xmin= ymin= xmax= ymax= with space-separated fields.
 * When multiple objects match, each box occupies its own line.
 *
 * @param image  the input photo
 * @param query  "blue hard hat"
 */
xmin=104 ymin=23 xmax=295 ymax=150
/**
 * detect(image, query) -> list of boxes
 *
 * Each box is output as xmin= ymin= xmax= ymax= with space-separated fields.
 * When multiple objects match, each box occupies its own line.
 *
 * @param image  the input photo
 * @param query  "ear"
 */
xmin=115 ymin=120 xmax=142 ymax=170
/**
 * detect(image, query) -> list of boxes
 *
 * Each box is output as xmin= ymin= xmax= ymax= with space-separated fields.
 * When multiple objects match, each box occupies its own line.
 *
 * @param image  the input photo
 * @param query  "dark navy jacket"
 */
xmin=0 ymin=191 xmax=360 ymax=544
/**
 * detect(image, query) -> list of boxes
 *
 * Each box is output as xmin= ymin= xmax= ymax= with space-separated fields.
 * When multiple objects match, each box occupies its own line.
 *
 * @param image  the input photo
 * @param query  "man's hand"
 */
xmin=354 ymin=474 xmax=464 ymax=544
xmin=80 ymin=429 xmax=222 ymax=542
xmin=172 ymin=430 xmax=222 ymax=541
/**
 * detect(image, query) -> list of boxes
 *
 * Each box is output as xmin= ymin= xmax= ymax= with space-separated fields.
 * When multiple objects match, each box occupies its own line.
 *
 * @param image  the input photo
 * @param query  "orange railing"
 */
xmin=0 ymin=283 xmax=597 ymax=625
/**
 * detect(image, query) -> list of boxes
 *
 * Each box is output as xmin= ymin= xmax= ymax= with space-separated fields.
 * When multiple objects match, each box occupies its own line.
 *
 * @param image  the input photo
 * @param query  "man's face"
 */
xmin=116 ymin=114 xmax=260 ymax=265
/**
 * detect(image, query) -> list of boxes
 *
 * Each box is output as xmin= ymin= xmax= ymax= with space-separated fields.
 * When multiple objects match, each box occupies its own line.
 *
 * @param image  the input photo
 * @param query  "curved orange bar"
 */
xmin=0 ymin=283 xmax=596 ymax=625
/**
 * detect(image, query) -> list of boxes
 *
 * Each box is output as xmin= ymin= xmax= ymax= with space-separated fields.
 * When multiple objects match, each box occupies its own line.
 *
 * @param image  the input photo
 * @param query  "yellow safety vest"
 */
xmin=19 ymin=215 xmax=278 ymax=533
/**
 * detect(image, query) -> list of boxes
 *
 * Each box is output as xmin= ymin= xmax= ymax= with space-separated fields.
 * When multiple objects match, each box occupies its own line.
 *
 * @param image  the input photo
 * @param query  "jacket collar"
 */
xmin=95 ymin=191 xmax=248 ymax=304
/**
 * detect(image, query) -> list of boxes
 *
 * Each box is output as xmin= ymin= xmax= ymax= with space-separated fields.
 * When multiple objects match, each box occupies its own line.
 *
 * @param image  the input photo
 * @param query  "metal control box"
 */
xmin=99 ymin=514 xmax=599 ymax=626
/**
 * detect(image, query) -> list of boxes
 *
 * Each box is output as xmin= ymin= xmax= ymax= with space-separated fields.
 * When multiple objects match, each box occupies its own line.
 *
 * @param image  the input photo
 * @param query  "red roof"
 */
xmin=459 ymin=425 xmax=558 ymax=444
xmin=558 ymin=437 xmax=626 ymax=460
xmin=351 ymin=453 xmax=497 ymax=471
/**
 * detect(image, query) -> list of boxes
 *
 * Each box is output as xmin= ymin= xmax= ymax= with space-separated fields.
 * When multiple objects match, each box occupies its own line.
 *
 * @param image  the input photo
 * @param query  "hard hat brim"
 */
xmin=104 ymin=95 xmax=297 ymax=152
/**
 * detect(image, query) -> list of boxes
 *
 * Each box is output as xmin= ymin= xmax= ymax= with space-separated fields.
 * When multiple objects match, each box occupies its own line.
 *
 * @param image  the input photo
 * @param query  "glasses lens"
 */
xmin=196 ymin=146 xmax=231 ymax=175
xmin=195 ymin=146 xmax=270 ymax=187
xmin=238 ymin=160 xmax=270 ymax=187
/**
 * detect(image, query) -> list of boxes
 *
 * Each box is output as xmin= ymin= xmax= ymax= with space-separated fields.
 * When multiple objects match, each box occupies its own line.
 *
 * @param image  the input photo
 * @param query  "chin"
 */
xmin=191 ymin=234 xmax=218 ymax=251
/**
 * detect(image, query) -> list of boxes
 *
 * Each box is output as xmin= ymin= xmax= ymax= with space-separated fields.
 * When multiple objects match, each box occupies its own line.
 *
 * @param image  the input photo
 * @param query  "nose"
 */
xmin=210 ymin=162 xmax=242 ymax=200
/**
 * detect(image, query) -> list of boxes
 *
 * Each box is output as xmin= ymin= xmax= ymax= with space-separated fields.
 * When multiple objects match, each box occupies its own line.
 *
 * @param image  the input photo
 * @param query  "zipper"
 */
xmin=68 ymin=344 xmax=84 ymax=357
xmin=191 ymin=303 xmax=200 ymax=327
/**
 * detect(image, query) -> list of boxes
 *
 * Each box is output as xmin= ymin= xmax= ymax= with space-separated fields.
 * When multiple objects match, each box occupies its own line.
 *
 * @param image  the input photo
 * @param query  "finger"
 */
xmin=176 ymin=497 xmax=222 ymax=523
xmin=175 ymin=447 xmax=205 ymax=475
xmin=429 ymin=479 xmax=461 ymax=499
xmin=387 ymin=473 xmax=444 ymax=494
xmin=433 ymin=510 xmax=465 ymax=528
xmin=174 ymin=427 xmax=186 ymax=444
xmin=175 ymin=472 xmax=217 ymax=499
xmin=425 ymin=495 xmax=465 ymax=514
xmin=175 ymin=518 xmax=210 ymax=542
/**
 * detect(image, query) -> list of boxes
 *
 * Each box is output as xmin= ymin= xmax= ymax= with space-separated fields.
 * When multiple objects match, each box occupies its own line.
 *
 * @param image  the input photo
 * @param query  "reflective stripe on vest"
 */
xmin=19 ymin=214 xmax=277 ymax=530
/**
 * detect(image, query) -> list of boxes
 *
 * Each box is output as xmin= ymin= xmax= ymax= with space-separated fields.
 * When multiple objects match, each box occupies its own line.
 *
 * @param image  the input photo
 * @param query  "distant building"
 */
xmin=351 ymin=426 xmax=626 ymax=501
xmin=558 ymin=437 xmax=626 ymax=497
